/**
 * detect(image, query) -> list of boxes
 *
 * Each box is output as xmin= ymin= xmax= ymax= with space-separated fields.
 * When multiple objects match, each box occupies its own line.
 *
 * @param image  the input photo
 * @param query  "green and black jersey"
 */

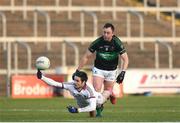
xmin=88 ymin=35 xmax=126 ymax=70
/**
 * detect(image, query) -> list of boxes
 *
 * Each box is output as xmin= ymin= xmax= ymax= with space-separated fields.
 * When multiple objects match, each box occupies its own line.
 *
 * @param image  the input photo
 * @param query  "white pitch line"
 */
xmin=0 ymin=109 xmax=67 ymax=112
xmin=0 ymin=109 xmax=180 ymax=113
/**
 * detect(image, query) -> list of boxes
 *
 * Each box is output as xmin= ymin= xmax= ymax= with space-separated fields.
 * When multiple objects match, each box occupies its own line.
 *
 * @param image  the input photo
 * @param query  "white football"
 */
xmin=35 ymin=56 xmax=50 ymax=70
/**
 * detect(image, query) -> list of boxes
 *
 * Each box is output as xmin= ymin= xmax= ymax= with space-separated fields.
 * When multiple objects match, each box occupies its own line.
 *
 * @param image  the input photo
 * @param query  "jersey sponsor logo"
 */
xmin=98 ymin=52 xmax=118 ymax=61
xmin=99 ymin=45 xmax=115 ymax=52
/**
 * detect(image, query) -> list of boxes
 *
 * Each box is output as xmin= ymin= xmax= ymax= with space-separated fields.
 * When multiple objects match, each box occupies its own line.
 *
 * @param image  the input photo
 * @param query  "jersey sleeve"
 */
xmin=41 ymin=75 xmax=74 ymax=90
xmin=63 ymin=82 xmax=75 ymax=90
xmin=119 ymin=45 xmax=126 ymax=55
xmin=88 ymin=42 xmax=96 ymax=53
xmin=88 ymin=37 xmax=101 ymax=53
xmin=78 ymin=97 xmax=96 ymax=112
xmin=114 ymin=36 xmax=126 ymax=55
xmin=41 ymin=75 xmax=63 ymax=87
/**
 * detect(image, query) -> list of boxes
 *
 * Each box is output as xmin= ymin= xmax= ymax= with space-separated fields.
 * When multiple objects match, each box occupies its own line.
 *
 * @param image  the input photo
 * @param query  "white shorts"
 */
xmin=92 ymin=67 xmax=118 ymax=82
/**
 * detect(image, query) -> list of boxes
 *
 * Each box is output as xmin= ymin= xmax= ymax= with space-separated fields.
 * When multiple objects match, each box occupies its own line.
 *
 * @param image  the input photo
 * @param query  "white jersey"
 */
xmin=41 ymin=75 xmax=103 ymax=113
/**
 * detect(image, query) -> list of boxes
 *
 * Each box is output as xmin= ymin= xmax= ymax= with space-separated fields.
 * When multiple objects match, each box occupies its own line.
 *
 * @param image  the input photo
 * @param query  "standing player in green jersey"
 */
xmin=73 ymin=23 xmax=129 ymax=117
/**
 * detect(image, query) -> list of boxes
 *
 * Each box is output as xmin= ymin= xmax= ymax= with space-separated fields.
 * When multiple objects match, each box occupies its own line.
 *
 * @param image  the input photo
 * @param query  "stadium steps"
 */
xmin=125 ymin=0 xmax=180 ymax=25
xmin=0 ymin=2 xmax=179 ymax=69
xmin=1 ymin=11 xmax=179 ymax=37
xmin=130 ymin=43 xmax=175 ymax=68
xmin=0 ymin=0 xmax=179 ymax=69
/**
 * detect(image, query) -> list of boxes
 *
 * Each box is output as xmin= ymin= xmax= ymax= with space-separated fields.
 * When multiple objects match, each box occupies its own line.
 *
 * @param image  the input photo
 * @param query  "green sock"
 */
xmin=96 ymin=105 xmax=103 ymax=117
xmin=96 ymin=108 xmax=102 ymax=117
xmin=96 ymin=108 xmax=101 ymax=114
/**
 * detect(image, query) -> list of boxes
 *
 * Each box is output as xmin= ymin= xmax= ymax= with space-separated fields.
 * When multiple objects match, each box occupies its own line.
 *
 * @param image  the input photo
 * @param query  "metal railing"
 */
xmin=17 ymin=0 xmax=179 ymax=21
xmin=61 ymin=40 xmax=79 ymax=66
xmin=0 ymin=37 xmax=180 ymax=43
xmin=23 ymin=0 xmax=27 ymax=19
xmin=6 ymin=42 xmax=11 ymax=97
xmin=67 ymin=0 xmax=72 ymax=20
xmin=12 ymin=0 xmax=72 ymax=19
xmin=126 ymin=10 xmax=144 ymax=50
xmin=100 ymin=0 xmax=104 ymax=13
xmin=10 ymin=0 xmax=15 ymax=13
xmin=2 ymin=5 xmax=180 ymax=12
xmin=171 ymin=11 xmax=176 ymax=40
xmin=143 ymin=0 xmax=162 ymax=21
xmin=155 ymin=40 xmax=173 ymax=69
xmin=55 ymin=0 xmax=61 ymax=14
xmin=156 ymin=0 xmax=160 ymax=21
xmin=5 ymin=41 xmax=32 ymax=97
xmin=34 ymin=9 xmax=51 ymax=50
xmin=0 ymin=12 xmax=7 ymax=50
xmin=80 ymin=10 xmax=98 ymax=38
xmin=2 ymin=2 xmax=180 ymax=40
xmin=100 ymin=0 xmax=117 ymax=20
xmin=112 ymin=0 xmax=117 ymax=20
xmin=1 ymin=38 xmax=177 ymax=97
xmin=14 ymin=41 xmax=32 ymax=75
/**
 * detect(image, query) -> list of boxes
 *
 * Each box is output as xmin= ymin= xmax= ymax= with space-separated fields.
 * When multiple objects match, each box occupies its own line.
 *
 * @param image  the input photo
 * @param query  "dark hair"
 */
xmin=103 ymin=23 xmax=115 ymax=32
xmin=75 ymin=71 xmax=88 ymax=82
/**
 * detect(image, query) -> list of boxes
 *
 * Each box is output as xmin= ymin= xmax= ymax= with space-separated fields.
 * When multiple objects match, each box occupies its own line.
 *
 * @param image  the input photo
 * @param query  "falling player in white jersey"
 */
xmin=36 ymin=70 xmax=111 ymax=117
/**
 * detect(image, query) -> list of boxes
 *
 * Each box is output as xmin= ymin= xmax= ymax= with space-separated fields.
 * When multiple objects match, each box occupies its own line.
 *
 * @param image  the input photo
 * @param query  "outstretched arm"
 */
xmin=41 ymin=75 xmax=63 ymax=87
xmin=37 ymin=70 xmax=63 ymax=87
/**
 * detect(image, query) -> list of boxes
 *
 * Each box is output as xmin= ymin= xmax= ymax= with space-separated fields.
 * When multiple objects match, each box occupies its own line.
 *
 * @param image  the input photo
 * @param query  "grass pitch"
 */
xmin=0 ymin=95 xmax=180 ymax=122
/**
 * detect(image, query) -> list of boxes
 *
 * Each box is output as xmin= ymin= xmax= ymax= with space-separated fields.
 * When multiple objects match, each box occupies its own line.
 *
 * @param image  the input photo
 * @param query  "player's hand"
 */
xmin=72 ymin=69 xmax=80 ymax=80
xmin=37 ymin=69 xmax=42 ymax=79
xmin=116 ymin=71 xmax=126 ymax=84
xmin=67 ymin=105 xmax=78 ymax=113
